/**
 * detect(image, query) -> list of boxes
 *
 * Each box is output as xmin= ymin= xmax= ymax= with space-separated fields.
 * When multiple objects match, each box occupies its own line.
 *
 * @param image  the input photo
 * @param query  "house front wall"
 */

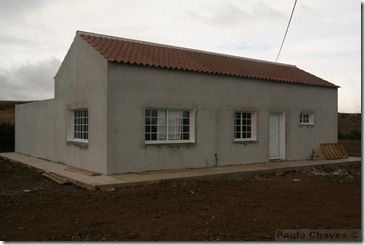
xmin=107 ymin=63 xmax=337 ymax=174
xmin=15 ymin=35 xmax=109 ymax=174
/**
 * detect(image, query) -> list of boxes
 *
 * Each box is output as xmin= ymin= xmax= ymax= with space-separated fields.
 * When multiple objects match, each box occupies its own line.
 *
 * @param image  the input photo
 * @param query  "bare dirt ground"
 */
xmin=0 ymin=159 xmax=360 ymax=241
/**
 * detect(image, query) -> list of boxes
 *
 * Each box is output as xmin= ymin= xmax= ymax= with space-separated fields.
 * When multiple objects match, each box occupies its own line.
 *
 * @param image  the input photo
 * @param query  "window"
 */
xmin=300 ymin=113 xmax=314 ymax=125
xmin=234 ymin=112 xmax=257 ymax=141
xmin=145 ymin=108 xmax=194 ymax=143
xmin=73 ymin=109 xmax=88 ymax=141
xmin=300 ymin=114 xmax=309 ymax=124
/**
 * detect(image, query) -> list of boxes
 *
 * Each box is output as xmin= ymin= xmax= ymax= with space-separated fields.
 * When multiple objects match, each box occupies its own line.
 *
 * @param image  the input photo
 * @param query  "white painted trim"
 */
xmin=66 ymin=108 xmax=89 ymax=143
xmin=269 ymin=113 xmax=285 ymax=160
xmin=299 ymin=112 xmax=314 ymax=126
xmin=279 ymin=113 xmax=286 ymax=160
xmin=234 ymin=111 xmax=257 ymax=141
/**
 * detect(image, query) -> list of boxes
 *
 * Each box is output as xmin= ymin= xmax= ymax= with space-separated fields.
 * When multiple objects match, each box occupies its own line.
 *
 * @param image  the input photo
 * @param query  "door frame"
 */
xmin=269 ymin=112 xmax=286 ymax=160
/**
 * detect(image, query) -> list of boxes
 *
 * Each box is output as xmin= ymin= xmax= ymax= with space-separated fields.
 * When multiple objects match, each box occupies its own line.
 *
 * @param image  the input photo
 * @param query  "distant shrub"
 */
xmin=0 ymin=122 xmax=15 ymax=152
xmin=338 ymin=130 xmax=361 ymax=140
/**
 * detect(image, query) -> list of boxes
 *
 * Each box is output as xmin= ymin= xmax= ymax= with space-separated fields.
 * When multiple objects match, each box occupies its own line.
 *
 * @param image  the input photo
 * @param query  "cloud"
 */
xmin=0 ymin=57 xmax=60 ymax=100
xmin=329 ymin=73 xmax=361 ymax=113
xmin=0 ymin=0 xmax=360 ymax=112
xmin=0 ymin=0 xmax=45 ymax=24
xmin=186 ymin=1 xmax=286 ymax=28
xmin=0 ymin=35 xmax=36 ymax=46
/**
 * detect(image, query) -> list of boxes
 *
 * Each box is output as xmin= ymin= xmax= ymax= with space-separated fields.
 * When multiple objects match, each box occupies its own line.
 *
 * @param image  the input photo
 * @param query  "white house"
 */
xmin=15 ymin=31 xmax=338 ymax=174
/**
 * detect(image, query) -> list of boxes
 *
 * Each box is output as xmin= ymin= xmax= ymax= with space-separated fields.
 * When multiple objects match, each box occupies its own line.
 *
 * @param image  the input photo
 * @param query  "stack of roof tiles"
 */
xmin=79 ymin=31 xmax=337 ymax=88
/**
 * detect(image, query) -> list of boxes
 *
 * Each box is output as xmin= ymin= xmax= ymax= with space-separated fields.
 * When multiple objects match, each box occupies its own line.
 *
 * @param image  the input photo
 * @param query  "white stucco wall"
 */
xmin=16 ymin=34 xmax=109 ymax=174
xmin=15 ymin=99 xmax=64 ymax=162
xmin=15 ymin=34 xmax=338 ymax=175
xmin=106 ymin=63 xmax=338 ymax=174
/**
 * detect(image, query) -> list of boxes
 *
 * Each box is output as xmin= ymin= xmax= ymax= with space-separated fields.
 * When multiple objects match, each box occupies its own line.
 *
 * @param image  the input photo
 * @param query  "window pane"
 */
xmin=182 ymin=133 xmax=189 ymax=140
xmin=151 ymin=110 xmax=158 ymax=117
xmin=158 ymin=110 xmax=166 ymax=119
xmin=145 ymin=133 xmax=151 ymax=141
xmin=183 ymin=125 xmax=190 ymax=133
xmin=235 ymin=132 xmax=241 ymax=139
xmin=158 ymin=132 xmax=167 ymax=140
xmin=145 ymin=109 xmax=151 ymax=117
xmin=158 ymin=125 xmax=166 ymax=133
xmin=145 ymin=118 xmax=151 ymax=125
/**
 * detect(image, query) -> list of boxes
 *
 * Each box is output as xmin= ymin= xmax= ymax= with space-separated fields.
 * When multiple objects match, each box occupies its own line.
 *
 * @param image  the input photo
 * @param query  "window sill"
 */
xmin=299 ymin=124 xmax=314 ymax=127
xmin=66 ymin=140 xmax=88 ymax=149
xmin=145 ymin=140 xmax=196 ymax=147
xmin=234 ymin=139 xmax=257 ymax=144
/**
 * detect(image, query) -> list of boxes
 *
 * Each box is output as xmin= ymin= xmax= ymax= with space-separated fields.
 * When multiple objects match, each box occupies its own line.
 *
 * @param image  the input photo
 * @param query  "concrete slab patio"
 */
xmin=0 ymin=152 xmax=361 ymax=190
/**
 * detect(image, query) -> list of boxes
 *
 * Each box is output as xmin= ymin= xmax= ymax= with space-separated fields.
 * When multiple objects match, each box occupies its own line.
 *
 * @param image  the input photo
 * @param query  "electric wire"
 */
xmin=275 ymin=0 xmax=298 ymax=62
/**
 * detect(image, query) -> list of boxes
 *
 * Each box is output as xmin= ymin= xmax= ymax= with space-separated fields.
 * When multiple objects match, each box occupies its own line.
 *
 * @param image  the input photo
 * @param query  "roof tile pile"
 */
xmin=79 ymin=31 xmax=337 ymax=88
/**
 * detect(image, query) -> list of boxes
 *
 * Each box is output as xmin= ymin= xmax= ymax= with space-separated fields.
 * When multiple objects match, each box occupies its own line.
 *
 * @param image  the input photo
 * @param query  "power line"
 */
xmin=275 ymin=0 xmax=298 ymax=62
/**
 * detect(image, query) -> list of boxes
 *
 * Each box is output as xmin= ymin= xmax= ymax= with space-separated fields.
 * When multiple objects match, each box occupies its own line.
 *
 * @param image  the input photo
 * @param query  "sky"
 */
xmin=0 ymin=0 xmax=361 ymax=113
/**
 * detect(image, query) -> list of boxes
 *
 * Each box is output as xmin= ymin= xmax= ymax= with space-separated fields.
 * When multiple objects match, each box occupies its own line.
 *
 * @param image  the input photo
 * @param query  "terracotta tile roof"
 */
xmin=78 ymin=31 xmax=337 ymax=88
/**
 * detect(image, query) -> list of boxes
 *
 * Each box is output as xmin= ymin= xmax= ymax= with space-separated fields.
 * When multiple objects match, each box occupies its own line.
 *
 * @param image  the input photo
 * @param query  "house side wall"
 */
xmin=107 ymin=64 xmax=337 ymax=174
xmin=16 ymin=35 xmax=108 ymax=174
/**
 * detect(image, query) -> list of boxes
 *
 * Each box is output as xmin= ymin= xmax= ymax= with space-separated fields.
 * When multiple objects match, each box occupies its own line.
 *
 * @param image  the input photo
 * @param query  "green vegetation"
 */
xmin=338 ymin=130 xmax=361 ymax=140
xmin=0 ymin=122 xmax=15 ymax=152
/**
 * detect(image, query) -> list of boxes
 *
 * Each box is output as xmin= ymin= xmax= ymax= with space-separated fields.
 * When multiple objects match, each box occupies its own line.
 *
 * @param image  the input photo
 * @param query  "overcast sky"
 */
xmin=0 ymin=0 xmax=361 ymax=113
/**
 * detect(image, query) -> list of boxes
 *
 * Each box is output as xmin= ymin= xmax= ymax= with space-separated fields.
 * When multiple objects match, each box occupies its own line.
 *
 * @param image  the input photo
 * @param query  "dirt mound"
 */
xmin=338 ymin=113 xmax=361 ymax=134
xmin=0 ymin=101 xmax=33 ymax=124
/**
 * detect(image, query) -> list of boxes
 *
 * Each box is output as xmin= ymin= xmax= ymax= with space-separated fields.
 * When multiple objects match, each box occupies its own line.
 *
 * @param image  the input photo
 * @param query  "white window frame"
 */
xmin=67 ymin=109 xmax=88 ymax=143
xmin=299 ymin=113 xmax=314 ymax=126
xmin=234 ymin=111 xmax=257 ymax=142
xmin=145 ymin=108 xmax=195 ymax=144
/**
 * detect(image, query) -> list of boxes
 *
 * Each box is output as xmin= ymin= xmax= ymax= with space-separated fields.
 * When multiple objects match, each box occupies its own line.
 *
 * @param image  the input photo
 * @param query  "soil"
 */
xmin=0 ymin=159 xmax=361 ymax=241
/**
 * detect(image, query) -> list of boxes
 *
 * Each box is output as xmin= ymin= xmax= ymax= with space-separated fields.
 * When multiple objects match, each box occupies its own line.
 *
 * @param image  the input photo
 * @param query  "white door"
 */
xmin=269 ymin=114 xmax=280 ymax=159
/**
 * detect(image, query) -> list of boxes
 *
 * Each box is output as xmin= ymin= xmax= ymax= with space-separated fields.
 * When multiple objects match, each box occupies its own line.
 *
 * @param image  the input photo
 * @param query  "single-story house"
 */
xmin=15 ymin=31 xmax=338 ymax=175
